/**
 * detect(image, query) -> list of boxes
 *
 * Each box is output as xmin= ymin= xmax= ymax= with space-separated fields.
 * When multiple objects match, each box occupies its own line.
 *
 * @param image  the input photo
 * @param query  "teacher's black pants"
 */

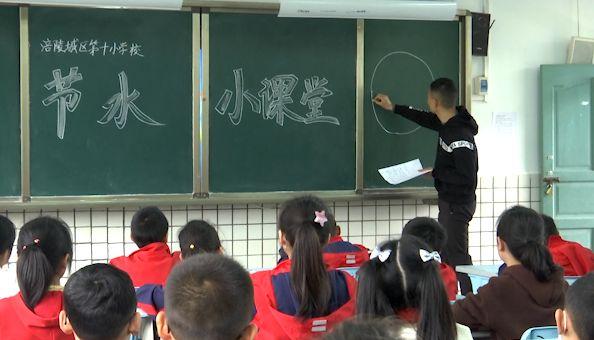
xmin=438 ymin=199 xmax=476 ymax=295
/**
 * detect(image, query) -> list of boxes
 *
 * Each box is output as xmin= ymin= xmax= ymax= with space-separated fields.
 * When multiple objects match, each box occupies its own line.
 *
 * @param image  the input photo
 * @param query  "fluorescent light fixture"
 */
xmin=279 ymin=0 xmax=458 ymax=21
xmin=4 ymin=0 xmax=182 ymax=10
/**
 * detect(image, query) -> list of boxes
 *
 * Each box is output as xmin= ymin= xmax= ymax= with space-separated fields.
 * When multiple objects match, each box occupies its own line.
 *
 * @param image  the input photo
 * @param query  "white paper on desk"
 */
xmin=378 ymin=159 xmax=430 ymax=186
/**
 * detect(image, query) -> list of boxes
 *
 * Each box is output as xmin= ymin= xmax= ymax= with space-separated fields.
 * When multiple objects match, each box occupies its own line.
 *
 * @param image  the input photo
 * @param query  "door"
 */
xmin=541 ymin=65 xmax=594 ymax=249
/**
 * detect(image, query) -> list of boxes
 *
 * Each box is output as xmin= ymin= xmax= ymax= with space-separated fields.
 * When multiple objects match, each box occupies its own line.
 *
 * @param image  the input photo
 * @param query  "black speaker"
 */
xmin=472 ymin=12 xmax=491 ymax=56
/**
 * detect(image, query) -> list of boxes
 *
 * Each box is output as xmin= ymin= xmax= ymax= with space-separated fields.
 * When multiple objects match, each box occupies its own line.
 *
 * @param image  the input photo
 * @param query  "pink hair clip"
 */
xmin=314 ymin=211 xmax=328 ymax=227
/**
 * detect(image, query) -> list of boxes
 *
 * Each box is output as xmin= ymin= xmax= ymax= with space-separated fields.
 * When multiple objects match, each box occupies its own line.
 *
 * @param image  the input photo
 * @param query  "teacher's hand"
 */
xmin=373 ymin=94 xmax=394 ymax=111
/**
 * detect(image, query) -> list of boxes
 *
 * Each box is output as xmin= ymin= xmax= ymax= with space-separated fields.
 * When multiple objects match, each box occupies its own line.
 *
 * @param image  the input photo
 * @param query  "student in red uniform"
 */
xmin=135 ymin=220 xmax=222 ymax=316
xmin=60 ymin=264 xmax=141 ymax=340
xmin=252 ymin=196 xmax=357 ymax=339
xmin=278 ymin=204 xmax=369 ymax=269
xmin=556 ymin=273 xmax=594 ymax=340
xmin=323 ymin=317 xmax=417 ymax=340
xmin=453 ymin=206 xmax=568 ymax=340
xmin=156 ymin=254 xmax=258 ymax=340
xmin=402 ymin=217 xmax=459 ymax=300
xmin=0 ymin=216 xmax=74 ymax=340
xmin=110 ymin=206 xmax=181 ymax=287
xmin=357 ymin=235 xmax=472 ymax=340
xmin=0 ymin=216 xmax=16 ymax=267
xmin=542 ymin=214 xmax=594 ymax=276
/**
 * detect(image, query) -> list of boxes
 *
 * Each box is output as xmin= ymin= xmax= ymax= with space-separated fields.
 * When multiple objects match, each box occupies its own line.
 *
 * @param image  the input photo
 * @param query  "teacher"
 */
xmin=373 ymin=78 xmax=479 ymax=295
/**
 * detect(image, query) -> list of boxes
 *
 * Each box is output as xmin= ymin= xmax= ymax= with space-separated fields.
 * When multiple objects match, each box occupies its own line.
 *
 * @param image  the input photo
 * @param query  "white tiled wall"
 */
xmin=3 ymin=174 xmax=542 ymax=273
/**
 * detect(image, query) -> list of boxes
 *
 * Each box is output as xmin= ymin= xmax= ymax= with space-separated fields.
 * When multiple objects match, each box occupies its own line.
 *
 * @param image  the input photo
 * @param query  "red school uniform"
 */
xmin=110 ymin=242 xmax=181 ymax=287
xmin=548 ymin=235 xmax=594 ymax=276
xmin=323 ymin=236 xmax=370 ymax=269
xmin=0 ymin=290 xmax=74 ymax=340
xmin=440 ymin=262 xmax=459 ymax=300
xmin=251 ymin=259 xmax=357 ymax=340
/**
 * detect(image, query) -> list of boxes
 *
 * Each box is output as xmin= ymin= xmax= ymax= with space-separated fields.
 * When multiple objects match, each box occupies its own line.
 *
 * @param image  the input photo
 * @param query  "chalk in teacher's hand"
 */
xmin=373 ymin=93 xmax=393 ymax=111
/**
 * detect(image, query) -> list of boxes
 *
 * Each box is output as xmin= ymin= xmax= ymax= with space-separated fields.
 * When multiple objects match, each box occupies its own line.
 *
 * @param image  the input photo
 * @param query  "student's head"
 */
xmin=323 ymin=317 xmax=416 ymax=340
xmin=16 ymin=216 xmax=73 ymax=309
xmin=427 ymin=78 xmax=457 ymax=112
xmin=156 ymin=254 xmax=257 ymax=340
xmin=556 ymin=273 xmax=594 ymax=340
xmin=357 ymin=235 xmax=457 ymax=340
xmin=131 ymin=206 xmax=169 ymax=248
xmin=402 ymin=217 xmax=447 ymax=253
xmin=541 ymin=214 xmax=560 ymax=239
xmin=60 ymin=264 xmax=140 ymax=340
xmin=0 ymin=216 xmax=16 ymax=267
xmin=278 ymin=195 xmax=334 ymax=318
xmin=178 ymin=220 xmax=222 ymax=259
xmin=496 ymin=206 xmax=557 ymax=282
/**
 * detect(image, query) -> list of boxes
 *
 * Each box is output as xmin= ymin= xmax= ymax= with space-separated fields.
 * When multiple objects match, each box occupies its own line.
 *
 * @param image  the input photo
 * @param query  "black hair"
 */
xmin=565 ymin=272 xmax=594 ymax=340
xmin=164 ymin=254 xmax=254 ymax=340
xmin=278 ymin=195 xmax=334 ymax=319
xmin=323 ymin=317 xmax=417 ymax=340
xmin=541 ymin=214 xmax=559 ymax=239
xmin=0 ymin=215 xmax=16 ymax=257
xmin=497 ymin=206 xmax=558 ymax=282
xmin=402 ymin=217 xmax=447 ymax=253
xmin=16 ymin=216 xmax=73 ymax=309
xmin=64 ymin=263 xmax=137 ymax=340
xmin=429 ymin=78 xmax=458 ymax=109
xmin=357 ymin=235 xmax=457 ymax=340
xmin=130 ymin=206 xmax=169 ymax=248
xmin=178 ymin=220 xmax=221 ymax=258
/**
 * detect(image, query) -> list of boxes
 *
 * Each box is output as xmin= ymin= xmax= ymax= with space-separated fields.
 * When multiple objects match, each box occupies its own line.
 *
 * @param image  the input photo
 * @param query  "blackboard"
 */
xmin=363 ymin=20 xmax=460 ymax=189
xmin=28 ymin=7 xmax=193 ymax=196
xmin=0 ymin=6 xmax=21 ymax=197
xmin=209 ymin=13 xmax=357 ymax=192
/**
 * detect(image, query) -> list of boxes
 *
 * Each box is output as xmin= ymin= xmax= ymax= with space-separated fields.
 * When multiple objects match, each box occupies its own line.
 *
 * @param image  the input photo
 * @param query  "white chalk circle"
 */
xmin=370 ymin=51 xmax=435 ymax=135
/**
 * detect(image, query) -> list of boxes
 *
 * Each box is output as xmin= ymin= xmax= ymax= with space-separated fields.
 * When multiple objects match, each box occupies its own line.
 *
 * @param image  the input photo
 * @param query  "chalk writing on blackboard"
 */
xmin=42 ymin=67 xmax=83 ymax=139
xmin=40 ymin=38 xmax=144 ymax=57
xmin=97 ymin=71 xmax=165 ymax=130
xmin=370 ymin=51 xmax=434 ymax=135
xmin=215 ymin=68 xmax=340 ymax=127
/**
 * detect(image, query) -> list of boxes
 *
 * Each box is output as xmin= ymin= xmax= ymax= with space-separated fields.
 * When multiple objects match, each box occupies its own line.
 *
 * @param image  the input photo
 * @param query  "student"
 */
xmin=0 ymin=216 xmax=19 ymax=299
xmin=0 ymin=216 xmax=74 ymax=340
xmin=0 ymin=215 xmax=16 ymax=267
xmin=156 ymin=254 xmax=258 ymax=340
xmin=374 ymin=78 xmax=479 ymax=294
xmin=453 ymin=206 xmax=568 ymax=340
xmin=542 ymin=214 xmax=594 ymax=276
xmin=556 ymin=273 xmax=594 ymax=340
xmin=110 ymin=206 xmax=181 ymax=287
xmin=60 ymin=263 xmax=141 ymax=340
xmin=136 ymin=220 xmax=222 ymax=316
xmin=357 ymin=235 xmax=471 ymax=340
xmin=279 ymin=208 xmax=369 ymax=269
xmin=251 ymin=196 xmax=357 ymax=339
xmin=402 ymin=217 xmax=458 ymax=300
xmin=323 ymin=318 xmax=417 ymax=340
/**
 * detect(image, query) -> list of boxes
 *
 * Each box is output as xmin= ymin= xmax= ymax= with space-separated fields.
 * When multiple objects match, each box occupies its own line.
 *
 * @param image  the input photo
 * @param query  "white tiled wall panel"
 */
xmin=3 ymin=174 xmax=541 ymax=273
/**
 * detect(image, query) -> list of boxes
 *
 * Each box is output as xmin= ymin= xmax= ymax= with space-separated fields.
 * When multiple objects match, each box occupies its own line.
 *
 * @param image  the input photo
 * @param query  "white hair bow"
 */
xmin=419 ymin=249 xmax=442 ymax=263
xmin=370 ymin=247 xmax=392 ymax=263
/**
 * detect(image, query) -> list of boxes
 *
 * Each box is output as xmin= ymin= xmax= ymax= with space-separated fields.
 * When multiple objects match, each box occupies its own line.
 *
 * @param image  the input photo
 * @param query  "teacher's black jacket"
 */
xmin=393 ymin=105 xmax=479 ymax=204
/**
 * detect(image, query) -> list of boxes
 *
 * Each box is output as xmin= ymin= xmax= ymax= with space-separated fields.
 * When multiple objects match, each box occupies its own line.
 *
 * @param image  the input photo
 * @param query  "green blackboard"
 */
xmin=29 ymin=7 xmax=193 ymax=196
xmin=0 ymin=6 xmax=21 ymax=197
xmin=209 ymin=13 xmax=356 ymax=192
xmin=364 ymin=20 xmax=460 ymax=189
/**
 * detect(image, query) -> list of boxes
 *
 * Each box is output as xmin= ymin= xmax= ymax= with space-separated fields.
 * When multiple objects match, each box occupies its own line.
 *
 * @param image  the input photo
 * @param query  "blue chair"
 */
xmin=130 ymin=315 xmax=157 ymax=340
xmin=520 ymin=326 xmax=558 ymax=340
xmin=337 ymin=266 xmax=359 ymax=278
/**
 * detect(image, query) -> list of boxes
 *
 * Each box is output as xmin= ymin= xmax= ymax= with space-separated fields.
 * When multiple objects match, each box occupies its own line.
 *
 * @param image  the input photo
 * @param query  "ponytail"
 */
xmin=518 ymin=241 xmax=556 ymax=282
xmin=497 ymin=206 xmax=558 ymax=282
xmin=356 ymin=256 xmax=396 ymax=318
xmin=178 ymin=220 xmax=221 ymax=259
xmin=16 ymin=217 xmax=73 ymax=309
xmin=417 ymin=263 xmax=457 ymax=340
xmin=291 ymin=222 xmax=331 ymax=318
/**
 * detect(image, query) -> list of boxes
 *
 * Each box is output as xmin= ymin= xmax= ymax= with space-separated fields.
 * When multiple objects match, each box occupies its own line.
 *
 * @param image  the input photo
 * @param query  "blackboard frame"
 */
xmin=0 ymin=5 xmax=473 ymax=208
